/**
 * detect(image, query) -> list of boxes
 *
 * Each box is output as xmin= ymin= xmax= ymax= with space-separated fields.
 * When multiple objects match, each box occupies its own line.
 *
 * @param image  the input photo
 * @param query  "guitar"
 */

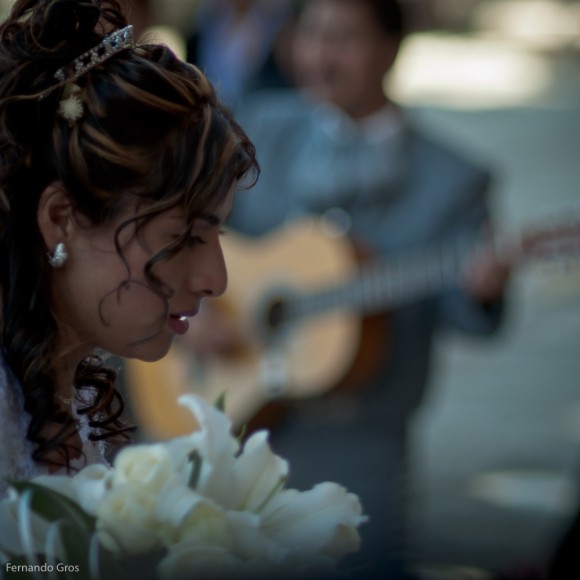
xmin=124 ymin=215 xmax=580 ymax=438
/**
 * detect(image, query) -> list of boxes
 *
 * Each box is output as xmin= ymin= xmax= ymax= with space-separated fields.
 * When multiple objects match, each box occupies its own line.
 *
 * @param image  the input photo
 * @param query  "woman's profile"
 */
xmin=0 ymin=0 xmax=257 ymax=496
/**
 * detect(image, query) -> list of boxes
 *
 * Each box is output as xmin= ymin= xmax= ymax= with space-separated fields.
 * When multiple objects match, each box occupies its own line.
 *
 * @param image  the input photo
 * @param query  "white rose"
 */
xmin=176 ymin=500 xmax=232 ymax=547
xmin=96 ymin=483 xmax=160 ymax=554
xmin=112 ymin=444 xmax=174 ymax=493
xmin=260 ymin=482 xmax=367 ymax=561
xmin=72 ymin=464 xmax=112 ymax=514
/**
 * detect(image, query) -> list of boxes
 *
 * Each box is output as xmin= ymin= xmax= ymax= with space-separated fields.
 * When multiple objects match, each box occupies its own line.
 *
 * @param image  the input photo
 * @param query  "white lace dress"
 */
xmin=0 ymin=353 xmax=108 ymax=498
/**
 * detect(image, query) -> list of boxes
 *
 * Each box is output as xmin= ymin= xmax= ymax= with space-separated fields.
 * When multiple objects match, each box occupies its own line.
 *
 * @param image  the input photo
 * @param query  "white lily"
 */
xmin=1 ymin=393 xmax=368 ymax=576
xmin=230 ymin=430 xmax=288 ymax=512
xmin=155 ymin=482 xmax=233 ymax=549
xmin=0 ymin=490 xmax=42 ymax=555
xmin=260 ymin=482 xmax=367 ymax=561
xmin=158 ymin=541 xmax=244 ymax=580
xmin=164 ymin=395 xmax=239 ymax=505
xmin=225 ymin=510 xmax=287 ymax=564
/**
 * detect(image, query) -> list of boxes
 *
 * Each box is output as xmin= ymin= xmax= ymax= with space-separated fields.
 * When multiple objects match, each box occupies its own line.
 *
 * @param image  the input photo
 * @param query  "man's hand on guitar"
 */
xmin=464 ymin=245 xmax=511 ymax=306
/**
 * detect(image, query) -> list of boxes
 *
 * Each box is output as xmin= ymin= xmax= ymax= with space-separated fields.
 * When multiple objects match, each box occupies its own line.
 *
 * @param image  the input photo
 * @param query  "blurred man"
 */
xmin=193 ymin=0 xmax=510 ymax=577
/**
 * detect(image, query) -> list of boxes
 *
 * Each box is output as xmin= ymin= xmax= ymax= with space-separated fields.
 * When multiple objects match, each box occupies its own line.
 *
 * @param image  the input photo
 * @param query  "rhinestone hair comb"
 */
xmin=40 ymin=25 xmax=134 ymax=98
xmin=55 ymin=25 xmax=134 ymax=81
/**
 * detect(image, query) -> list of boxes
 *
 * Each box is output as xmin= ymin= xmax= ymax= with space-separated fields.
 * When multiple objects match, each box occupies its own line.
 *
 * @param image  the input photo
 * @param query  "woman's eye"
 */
xmin=187 ymin=236 xmax=206 ymax=247
xmin=169 ymin=234 xmax=204 ymax=247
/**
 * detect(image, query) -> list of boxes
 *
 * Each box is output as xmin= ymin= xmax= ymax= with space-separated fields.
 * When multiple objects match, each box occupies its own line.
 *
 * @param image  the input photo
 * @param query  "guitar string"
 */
xmin=286 ymin=241 xmax=470 ymax=320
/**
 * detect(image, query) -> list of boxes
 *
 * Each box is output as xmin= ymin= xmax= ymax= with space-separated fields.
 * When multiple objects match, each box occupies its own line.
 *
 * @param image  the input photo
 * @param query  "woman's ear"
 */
xmin=37 ymin=181 xmax=75 ymax=251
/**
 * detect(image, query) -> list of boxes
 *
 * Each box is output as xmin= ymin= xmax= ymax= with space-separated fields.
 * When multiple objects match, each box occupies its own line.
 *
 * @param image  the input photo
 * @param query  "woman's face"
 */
xmin=51 ymin=187 xmax=235 ymax=362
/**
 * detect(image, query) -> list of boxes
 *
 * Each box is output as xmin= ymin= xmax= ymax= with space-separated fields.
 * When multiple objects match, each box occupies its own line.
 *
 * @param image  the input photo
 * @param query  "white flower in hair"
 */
xmin=57 ymin=83 xmax=84 ymax=125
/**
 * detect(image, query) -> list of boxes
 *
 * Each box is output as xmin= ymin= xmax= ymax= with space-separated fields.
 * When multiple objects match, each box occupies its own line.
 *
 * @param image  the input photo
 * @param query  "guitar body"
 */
xmin=125 ymin=219 xmax=368 ymax=436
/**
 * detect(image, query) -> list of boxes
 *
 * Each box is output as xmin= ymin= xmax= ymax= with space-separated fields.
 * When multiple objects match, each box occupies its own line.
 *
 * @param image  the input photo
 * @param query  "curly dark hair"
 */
xmin=0 ymin=0 xmax=258 ymax=471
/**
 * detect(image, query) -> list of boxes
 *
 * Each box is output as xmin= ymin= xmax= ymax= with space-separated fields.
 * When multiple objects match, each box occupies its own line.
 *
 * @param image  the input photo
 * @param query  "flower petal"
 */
xmin=261 ymin=482 xmax=367 ymax=560
xmin=232 ymin=430 xmax=288 ymax=512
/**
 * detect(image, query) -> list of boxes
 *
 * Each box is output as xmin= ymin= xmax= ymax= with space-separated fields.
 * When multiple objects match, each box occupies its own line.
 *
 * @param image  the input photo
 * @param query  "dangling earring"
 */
xmin=47 ymin=242 xmax=68 ymax=268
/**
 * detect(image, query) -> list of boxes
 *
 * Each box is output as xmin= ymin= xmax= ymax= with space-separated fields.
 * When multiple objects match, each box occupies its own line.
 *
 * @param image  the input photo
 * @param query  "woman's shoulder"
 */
xmin=0 ymin=356 xmax=110 ymax=497
xmin=0 ymin=352 xmax=42 ymax=497
xmin=0 ymin=352 xmax=27 ymax=434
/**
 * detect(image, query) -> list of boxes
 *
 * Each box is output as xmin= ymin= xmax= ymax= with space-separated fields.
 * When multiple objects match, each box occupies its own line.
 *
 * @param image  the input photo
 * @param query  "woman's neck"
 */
xmin=53 ymin=340 xmax=92 ymax=401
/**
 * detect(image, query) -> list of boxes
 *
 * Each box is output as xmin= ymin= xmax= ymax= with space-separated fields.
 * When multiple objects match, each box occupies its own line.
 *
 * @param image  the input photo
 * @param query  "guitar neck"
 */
xmin=287 ymin=242 xmax=469 ymax=320
xmin=262 ymin=213 xmax=580 ymax=328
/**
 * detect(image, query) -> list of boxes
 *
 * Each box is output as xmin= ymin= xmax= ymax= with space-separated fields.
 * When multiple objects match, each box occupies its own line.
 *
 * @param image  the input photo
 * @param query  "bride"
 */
xmin=0 ymin=0 xmax=257 ymax=496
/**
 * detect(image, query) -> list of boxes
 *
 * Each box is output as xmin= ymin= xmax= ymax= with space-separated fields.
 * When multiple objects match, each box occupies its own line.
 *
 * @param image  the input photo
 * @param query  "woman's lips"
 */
xmin=168 ymin=309 xmax=198 ymax=335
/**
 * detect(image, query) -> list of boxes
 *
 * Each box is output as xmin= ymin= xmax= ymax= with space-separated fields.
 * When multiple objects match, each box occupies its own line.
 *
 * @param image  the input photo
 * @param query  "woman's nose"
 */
xmin=189 ymin=243 xmax=228 ymax=298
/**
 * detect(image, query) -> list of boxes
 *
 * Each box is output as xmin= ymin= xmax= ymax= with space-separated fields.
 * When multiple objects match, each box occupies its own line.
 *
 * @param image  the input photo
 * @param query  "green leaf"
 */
xmin=57 ymin=519 xmax=96 ymax=575
xmin=187 ymin=449 xmax=202 ymax=490
xmin=9 ymin=481 xmax=96 ymax=533
xmin=213 ymin=392 xmax=226 ymax=413
xmin=237 ymin=423 xmax=248 ymax=444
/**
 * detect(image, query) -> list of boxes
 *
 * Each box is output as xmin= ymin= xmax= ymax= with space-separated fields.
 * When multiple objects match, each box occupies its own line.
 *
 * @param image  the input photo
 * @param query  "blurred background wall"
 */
xmin=384 ymin=1 xmax=580 ymax=576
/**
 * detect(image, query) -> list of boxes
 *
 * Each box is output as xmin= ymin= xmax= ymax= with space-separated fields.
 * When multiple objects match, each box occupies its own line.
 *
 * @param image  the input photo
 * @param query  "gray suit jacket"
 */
xmin=231 ymin=90 xmax=503 ymax=424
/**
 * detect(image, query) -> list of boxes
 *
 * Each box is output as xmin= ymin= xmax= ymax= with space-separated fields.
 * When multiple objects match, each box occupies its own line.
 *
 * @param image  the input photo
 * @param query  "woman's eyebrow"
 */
xmin=169 ymin=212 xmax=220 ymax=226
xmin=198 ymin=212 xmax=220 ymax=227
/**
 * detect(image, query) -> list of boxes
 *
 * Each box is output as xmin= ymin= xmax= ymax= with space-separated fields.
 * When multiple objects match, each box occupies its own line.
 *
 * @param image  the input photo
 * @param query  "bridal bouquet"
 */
xmin=0 ymin=395 xmax=367 ymax=579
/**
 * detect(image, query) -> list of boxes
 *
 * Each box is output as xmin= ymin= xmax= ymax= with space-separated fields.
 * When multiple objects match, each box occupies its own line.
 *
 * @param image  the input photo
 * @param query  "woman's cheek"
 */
xmin=99 ymin=280 xmax=168 ymax=334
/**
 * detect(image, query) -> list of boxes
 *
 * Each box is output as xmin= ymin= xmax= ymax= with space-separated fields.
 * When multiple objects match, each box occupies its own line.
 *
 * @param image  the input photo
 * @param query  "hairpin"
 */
xmin=39 ymin=25 xmax=135 ymax=99
xmin=57 ymin=83 xmax=84 ymax=125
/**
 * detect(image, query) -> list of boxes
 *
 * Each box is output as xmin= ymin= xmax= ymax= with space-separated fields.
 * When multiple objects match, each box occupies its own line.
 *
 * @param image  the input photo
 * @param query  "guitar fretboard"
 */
xmin=257 ymin=214 xmax=580 ymax=332
xmin=286 ymin=243 xmax=470 ymax=320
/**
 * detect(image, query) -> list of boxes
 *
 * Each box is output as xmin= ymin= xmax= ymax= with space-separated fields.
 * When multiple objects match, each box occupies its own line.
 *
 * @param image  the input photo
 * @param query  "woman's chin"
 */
xmin=117 ymin=337 xmax=174 ymax=363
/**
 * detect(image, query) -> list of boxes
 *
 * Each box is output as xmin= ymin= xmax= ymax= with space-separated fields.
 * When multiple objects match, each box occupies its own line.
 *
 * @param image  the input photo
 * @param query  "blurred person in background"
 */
xmin=185 ymin=0 xmax=294 ymax=106
xmin=121 ymin=0 xmax=188 ymax=58
xmin=176 ymin=0 xmax=512 ymax=577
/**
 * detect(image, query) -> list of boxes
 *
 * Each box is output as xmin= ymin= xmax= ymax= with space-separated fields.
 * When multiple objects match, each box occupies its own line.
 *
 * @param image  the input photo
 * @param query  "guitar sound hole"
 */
xmin=266 ymin=299 xmax=286 ymax=332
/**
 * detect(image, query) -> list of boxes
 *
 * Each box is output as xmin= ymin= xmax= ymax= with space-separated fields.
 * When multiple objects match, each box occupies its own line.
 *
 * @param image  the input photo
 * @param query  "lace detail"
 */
xmin=0 ymin=353 xmax=108 ymax=498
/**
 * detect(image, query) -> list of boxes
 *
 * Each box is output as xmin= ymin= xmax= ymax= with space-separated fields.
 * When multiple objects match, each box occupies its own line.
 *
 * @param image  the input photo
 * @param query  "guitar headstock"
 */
xmin=496 ymin=213 xmax=580 ymax=267
xmin=521 ymin=221 xmax=580 ymax=261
